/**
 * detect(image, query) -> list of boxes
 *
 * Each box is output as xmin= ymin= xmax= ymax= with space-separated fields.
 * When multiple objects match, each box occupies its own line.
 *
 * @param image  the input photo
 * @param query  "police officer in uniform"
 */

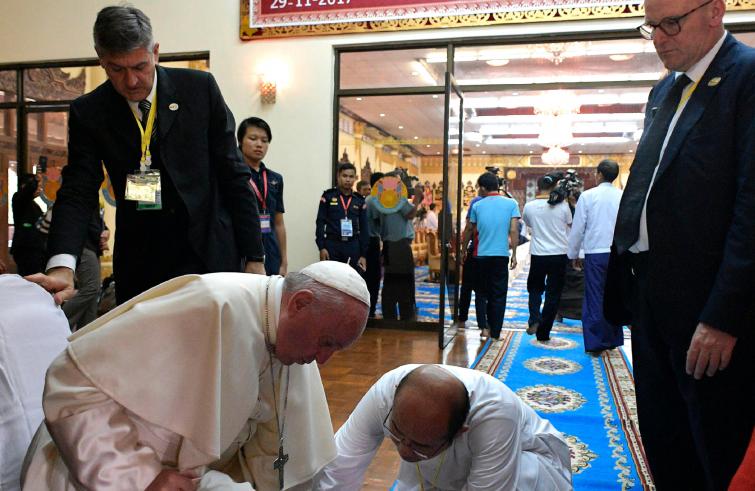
xmin=316 ymin=162 xmax=368 ymax=273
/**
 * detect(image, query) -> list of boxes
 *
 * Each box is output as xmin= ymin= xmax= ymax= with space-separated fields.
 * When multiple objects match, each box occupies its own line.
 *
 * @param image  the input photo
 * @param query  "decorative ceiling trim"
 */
xmin=241 ymin=1 xmax=754 ymax=40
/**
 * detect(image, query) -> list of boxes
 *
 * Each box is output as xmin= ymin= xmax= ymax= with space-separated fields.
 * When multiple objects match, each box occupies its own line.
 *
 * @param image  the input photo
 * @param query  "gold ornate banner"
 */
xmin=240 ymin=0 xmax=755 ymax=39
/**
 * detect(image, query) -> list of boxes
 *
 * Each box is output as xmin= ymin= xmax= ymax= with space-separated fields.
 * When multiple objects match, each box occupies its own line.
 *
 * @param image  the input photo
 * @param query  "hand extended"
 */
xmin=244 ymin=261 xmax=266 ymax=275
xmin=357 ymin=256 xmax=367 ymax=271
xmin=25 ymin=267 xmax=76 ymax=305
xmin=145 ymin=469 xmax=198 ymax=491
xmin=319 ymin=249 xmax=330 ymax=261
xmin=686 ymin=322 xmax=737 ymax=380
xmin=571 ymin=258 xmax=583 ymax=270
xmin=509 ymin=255 xmax=518 ymax=270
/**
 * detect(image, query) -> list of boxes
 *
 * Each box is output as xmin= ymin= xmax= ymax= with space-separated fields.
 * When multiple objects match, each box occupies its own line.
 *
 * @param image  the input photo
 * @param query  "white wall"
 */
xmin=3 ymin=2 xmax=752 ymax=269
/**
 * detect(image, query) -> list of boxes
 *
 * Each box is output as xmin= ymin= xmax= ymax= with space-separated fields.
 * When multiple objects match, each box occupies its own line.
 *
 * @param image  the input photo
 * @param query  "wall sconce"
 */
xmin=260 ymin=78 xmax=276 ymax=104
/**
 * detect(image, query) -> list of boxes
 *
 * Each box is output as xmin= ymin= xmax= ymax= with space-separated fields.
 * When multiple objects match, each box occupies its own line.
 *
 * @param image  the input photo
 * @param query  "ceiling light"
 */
xmin=398 ymin=125 xmax=404 ymax=129
xmin=411 ymin=71 xmax=419 ymax=76
xmin=475 ymin=144 xmax=481 ymax=147
xmin=486 ymin=59 xmax=510 ymax=67
xmin=432 ymin=95 xmax=439 ymax=99
xmin=426 ymin=145 xmax=431 ymax=147
xmin=379 ymin=113 xmax=386 ymax=117
xmin=482 ymin=151 xmax=487 ymax=154
xmin=356 ymin=97 xmax=363 ymax=101
xmin=414 ymin=136 xmax=419 ymax=140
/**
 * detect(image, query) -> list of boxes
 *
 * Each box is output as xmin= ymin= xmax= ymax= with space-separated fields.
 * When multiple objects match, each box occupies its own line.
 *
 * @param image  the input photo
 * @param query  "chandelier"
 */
xmin=541 ymin=147 xmax=571 ymax=166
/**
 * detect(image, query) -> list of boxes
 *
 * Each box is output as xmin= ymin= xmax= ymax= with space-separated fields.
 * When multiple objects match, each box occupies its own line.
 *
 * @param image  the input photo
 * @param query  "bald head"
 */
xmin=392 ymin=365 xmax=470 ymax=458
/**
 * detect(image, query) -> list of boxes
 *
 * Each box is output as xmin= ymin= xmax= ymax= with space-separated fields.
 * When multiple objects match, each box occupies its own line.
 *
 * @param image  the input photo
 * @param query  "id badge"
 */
xmin=260 ymin=212 xmax=271 ymax=233
xmin=340 ymin=218 xmax=353 ymax=238
xmin=125 ymin=170 xmax=161 ymax=204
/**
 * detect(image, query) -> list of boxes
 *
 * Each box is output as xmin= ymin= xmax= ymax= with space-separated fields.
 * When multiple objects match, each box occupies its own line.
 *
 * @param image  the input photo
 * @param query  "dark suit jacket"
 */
xmin=48 ymin=66 xmax=263 ymax=278
xmin=605 ymin=34 xmax=755 ymax=343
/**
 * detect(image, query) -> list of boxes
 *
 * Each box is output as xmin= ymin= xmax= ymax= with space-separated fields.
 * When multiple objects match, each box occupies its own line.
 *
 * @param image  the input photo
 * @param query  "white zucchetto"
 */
xmin=300 ymin=261 xmax=370 ymax=306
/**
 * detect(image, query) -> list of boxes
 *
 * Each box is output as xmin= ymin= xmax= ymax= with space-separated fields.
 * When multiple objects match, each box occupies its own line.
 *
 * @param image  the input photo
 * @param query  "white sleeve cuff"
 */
xmin=46 ymin=254 xmax=77 ymax=273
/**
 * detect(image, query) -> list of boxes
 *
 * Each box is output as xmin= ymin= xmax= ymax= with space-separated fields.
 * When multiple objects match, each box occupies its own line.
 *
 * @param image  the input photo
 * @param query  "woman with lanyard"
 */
xmin=238 ymin=117 xmax=288 ymax=275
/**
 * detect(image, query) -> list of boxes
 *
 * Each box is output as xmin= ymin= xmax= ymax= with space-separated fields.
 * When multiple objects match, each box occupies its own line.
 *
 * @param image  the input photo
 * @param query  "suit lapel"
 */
xmin=654 ymin=35 xmax=738 ymax=183
xmin=156 ymin=66 xmax=180 ymax=140
xmin=102 ymin=81 xmax=141 ymax=154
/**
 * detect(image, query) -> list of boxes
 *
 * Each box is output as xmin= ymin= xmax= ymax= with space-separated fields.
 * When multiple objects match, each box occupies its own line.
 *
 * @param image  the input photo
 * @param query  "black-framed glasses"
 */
xmin=637 ymin=0 xmax=714 ymax=40
xmin=382 ymin=407 xmax=449 ymax=460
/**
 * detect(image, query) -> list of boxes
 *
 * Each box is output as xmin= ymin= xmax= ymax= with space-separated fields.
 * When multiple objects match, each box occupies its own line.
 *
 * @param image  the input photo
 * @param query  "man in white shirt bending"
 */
xmin=568 ymin=160 xmax=623 ymax=353
xmin=522 ymin=174 xmax=573 ymax=341
xmin=314 ymin=364 xmax=572 ymax=490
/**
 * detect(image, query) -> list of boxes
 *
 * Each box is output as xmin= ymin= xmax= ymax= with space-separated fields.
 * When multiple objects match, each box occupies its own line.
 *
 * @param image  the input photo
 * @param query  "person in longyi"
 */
xmin=314 ymin=364 xmax=572 ymax=490
xmin=21 ymin=261 xmax=370 ymax=491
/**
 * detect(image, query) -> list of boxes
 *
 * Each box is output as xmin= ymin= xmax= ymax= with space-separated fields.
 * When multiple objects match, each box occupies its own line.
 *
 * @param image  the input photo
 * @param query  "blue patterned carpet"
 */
xmin=385 ymin=267 xmax=651 ymax=489
xmin=472 ymin=274 xmax=653 ymax=490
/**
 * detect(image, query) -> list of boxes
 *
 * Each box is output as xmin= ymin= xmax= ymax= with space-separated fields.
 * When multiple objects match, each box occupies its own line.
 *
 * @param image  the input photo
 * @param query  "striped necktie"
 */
xmin=613 ymin=74 xmax=691 ymax=254
xmin=138 ymin=99 xmax=156 ymax=138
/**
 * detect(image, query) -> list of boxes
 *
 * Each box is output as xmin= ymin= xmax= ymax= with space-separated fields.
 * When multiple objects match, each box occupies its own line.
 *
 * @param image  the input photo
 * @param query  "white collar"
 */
xmin=681 ymin=31 xmax=727 ymax=84
xmin=266 ymin=275 xmax=285 ymax=347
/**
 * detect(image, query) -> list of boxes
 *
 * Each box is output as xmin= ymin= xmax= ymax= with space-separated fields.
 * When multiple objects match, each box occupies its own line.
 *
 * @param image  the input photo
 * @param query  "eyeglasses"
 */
xmin=637 ymin=0 xmax=714 ymax=40
xmin=382 ymin=408 xmax=449 ymax=460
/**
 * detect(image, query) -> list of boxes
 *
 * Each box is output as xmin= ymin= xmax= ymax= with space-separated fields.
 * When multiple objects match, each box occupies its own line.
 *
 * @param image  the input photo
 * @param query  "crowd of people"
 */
xmin=2 ymin=1 xmax=754 ymax=490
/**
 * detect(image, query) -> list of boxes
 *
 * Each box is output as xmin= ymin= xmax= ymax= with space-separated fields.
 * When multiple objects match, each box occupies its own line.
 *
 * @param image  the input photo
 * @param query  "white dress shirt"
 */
xmin=522 ymin=199 xmax=572 ymax=256
xmin=315 ymin=364 xmax=572 ymax=491
xmin=0 ymin=275 xmax=70 ymax=491
xmin=630 ymin=31 xmax=727 ymax=253
xmin=46 ymin=71 xmax=158 ymax=273
xmin=567 ymin=182 xmax=622 ymax=259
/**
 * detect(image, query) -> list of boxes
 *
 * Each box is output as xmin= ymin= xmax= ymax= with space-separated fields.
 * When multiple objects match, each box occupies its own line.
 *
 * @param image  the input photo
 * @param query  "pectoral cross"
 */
xmin=273 ymin=441 xmax=289 ymax=490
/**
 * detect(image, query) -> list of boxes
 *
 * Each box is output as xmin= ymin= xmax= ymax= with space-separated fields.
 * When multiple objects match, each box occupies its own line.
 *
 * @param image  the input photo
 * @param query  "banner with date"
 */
xmin=248 ymin=0 xmax=630 ymax=28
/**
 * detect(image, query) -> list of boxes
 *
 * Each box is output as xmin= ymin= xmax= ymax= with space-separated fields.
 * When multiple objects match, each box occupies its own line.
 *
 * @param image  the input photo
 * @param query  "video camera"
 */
xmin=391 ymin=167 xmax=420 ymax=197
xmin=547 ymin=168 xmax=583 ymax=206
xmin=485 ymin=166 xmax=506 ymax=191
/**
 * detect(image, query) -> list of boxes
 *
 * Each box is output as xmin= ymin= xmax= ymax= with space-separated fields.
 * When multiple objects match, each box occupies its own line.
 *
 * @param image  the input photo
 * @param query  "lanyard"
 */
xmin=339 ymin=194 xmax=352 ymax=218
xmin=250 ymin=169 xmax=268 ymax=211
xmin=415 ymin=449 xmax=447 ymax=491
xmin=131 ymin=95 xmax=158 ymax=173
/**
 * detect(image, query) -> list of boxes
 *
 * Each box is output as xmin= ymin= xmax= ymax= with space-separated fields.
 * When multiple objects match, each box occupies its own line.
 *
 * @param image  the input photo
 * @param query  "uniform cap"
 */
xmin=300 ymin=261 xmax=370 ymax=306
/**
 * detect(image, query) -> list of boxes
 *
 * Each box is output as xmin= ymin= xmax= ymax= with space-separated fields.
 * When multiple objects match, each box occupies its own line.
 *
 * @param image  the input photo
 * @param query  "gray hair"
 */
xmin=283 ymin=272 xmax=368 ymax=328
xmin=93 ymin=5 xmax=154 ymax=56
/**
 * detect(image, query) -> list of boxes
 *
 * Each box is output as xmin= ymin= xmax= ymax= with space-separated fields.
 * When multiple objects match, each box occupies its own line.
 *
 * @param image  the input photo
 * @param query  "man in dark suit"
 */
xmin=605 ymin=1 xmax=755 ymax=489
xmin=28 ymin=6 xmax=265 ymax=304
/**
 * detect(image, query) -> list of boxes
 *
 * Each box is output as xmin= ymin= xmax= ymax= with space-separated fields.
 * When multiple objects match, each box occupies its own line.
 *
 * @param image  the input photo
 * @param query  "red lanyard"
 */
xmin=249 ymin=170 xmax=268 ymax=211
xmin=339 ymin=194 xmax=352 ymax=217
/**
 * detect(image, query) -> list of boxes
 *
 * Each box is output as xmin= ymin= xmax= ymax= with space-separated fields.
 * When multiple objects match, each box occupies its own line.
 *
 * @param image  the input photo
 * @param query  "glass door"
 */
xmin=439 ymin=72 xmax=464 ymax=348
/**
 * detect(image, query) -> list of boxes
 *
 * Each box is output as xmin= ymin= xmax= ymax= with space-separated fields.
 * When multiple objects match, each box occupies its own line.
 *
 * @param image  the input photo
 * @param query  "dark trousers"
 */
xmin=629 ymin=252 xmax=754 ymax=491
xmin=476 ymin=256 xmax=509 ymax=339
xmin=262 ymin=232 xmax=281 ymax=276
xmin=458 ymin=255 xmax=487 ymax=329
xmin=365 ymin=236 xmax=381 ymax=316
xmin=325 ymin=238 xmax=362 ymax=274
xmin=381 ymin=239 xmax=415 ymax=320
xmin=582 ymin=253 xmax=623 ymax=351
xmin=527 ymin=254 xmax=568 ymax=341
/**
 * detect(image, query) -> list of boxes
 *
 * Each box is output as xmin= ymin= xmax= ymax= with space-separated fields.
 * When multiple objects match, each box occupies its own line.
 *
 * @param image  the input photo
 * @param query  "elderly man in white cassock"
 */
xmin=21 ymin=261 xmax=370 ymax=491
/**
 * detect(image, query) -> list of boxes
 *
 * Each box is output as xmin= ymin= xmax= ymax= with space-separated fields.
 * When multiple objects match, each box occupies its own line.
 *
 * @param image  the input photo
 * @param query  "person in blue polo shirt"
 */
xmin=467 ymin=172 xmax=520 ymax=339
xmin=238 ymin=117 xmax=288 ymax=275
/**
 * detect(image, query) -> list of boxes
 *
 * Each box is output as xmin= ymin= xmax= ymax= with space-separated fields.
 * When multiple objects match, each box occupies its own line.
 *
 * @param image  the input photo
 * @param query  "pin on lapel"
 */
xmin=707 ymin=77 xmax=722 ymax=87
xmin=169 ymin=103 xmax=179 ymax=111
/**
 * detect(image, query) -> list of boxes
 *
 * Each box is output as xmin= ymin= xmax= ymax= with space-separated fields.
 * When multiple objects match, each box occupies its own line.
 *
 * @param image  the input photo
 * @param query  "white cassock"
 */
xmin=22 ymin=273 xmax=336 ymax=491
xmin=315 ymin=364 xmax=572 ymax=491
xmin=0 ymin=275 xmax=70 ymax=491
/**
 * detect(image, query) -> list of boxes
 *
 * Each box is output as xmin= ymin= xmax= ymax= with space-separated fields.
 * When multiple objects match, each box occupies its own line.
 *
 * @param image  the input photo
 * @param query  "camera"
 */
xmin=391 ymin=167 xmax=419 ymax=197
xmin=38 ymin=155 xmax=48 ymax=174
xmin=485 ymin=166 xmax=506 ymax=191
xmin=547 ymin=169 xmax=583 ymax=206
